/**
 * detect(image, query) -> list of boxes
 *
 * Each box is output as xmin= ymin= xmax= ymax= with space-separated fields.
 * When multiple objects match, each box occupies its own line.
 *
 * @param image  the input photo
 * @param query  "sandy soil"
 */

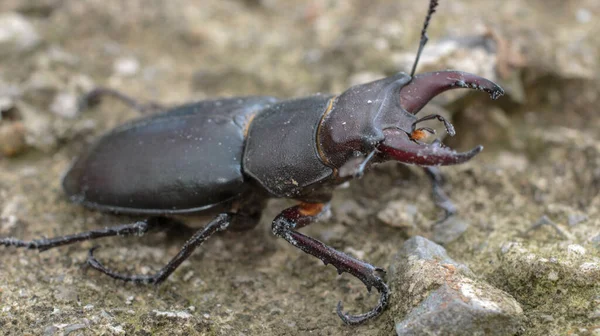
xmin=1 ymin=1 xmax=599 ymax=335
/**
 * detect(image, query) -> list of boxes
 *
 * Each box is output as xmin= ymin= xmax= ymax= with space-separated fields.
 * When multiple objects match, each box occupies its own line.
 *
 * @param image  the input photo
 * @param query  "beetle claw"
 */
xmin=336 ymin=278 xmax=390 ymax=325
xmin=87 ymin=246 xmax=157 ymax=284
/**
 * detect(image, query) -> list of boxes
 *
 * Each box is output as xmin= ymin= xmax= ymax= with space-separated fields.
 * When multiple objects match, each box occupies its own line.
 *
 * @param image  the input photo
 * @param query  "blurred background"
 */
xmin=0 ymin=1 xmax=598 ymax=335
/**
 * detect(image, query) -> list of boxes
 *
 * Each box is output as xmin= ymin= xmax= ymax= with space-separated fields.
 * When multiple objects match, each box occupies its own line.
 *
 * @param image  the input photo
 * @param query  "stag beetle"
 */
xmin=1 ymin=0 xmax=503 ymax=325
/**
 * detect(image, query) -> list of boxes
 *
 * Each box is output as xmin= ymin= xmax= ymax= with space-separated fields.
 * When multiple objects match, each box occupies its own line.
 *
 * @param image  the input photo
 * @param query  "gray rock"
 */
xmin=396 ymin=235 xmax=473 ymax=275
xmin=50 ymin=92 xmax=78 ymax=118
xmin=492 ymin=241 xmax=600 ymax=328
xmin=377 ymin=201 xmax=420 ymax=234
xmin=0 ymin=94 xmax=17 ymax=119
xmin=431 ymin=216 xmax=469 ymax=245
xmin=568 ymin=213 xmax=588 ymax=226
xmin=63 ymin=323 xmax=87 ymax=334
xmin=17 ymin=100 xmax=56 ymax=152
xmin=389 ymin=236 xmax=523 ymax=336
xmin=0 ymin=13 xmax=41 ymax=55
xmin=396 ymin=283 xmax=523 ymax=336
xmin=113 ymin=56 xmax=140 ymax=77
xmin=43 ymin=325 xmax=59 ymax=336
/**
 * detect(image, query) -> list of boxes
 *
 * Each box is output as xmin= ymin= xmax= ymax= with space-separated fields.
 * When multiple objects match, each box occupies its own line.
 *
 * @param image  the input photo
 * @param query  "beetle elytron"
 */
xmin=1 ymin=0 xmax=503 ymax=325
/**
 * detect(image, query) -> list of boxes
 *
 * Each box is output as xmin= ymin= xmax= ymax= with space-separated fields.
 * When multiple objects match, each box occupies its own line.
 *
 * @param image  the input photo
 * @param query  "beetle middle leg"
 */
xmin=271 ymin=202 xmax=389 ymax=325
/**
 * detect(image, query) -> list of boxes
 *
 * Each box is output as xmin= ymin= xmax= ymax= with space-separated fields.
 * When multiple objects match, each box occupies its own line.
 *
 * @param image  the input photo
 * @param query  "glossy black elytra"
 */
xmin=1 ymin=0 xmax=503 ymax=325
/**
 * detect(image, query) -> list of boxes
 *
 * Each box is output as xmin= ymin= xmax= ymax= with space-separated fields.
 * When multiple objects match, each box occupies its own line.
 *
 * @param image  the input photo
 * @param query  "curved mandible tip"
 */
xmin=379 ymin=129 xmax=483 ymax=166
xmin=400 ymin=71 xmax=505 ymax=115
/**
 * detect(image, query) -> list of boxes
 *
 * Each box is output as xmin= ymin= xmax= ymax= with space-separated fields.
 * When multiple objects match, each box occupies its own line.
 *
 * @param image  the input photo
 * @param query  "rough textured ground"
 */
xmin=0 ymin=0 xmax=599 ymax=335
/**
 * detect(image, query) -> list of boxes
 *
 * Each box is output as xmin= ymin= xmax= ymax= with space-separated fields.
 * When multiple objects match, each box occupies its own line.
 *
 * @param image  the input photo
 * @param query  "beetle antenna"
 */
xmin=410 ymin=0 xmax=439 ymax=77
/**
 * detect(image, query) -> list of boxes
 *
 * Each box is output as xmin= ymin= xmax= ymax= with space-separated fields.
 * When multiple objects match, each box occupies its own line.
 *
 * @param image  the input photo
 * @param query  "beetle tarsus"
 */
xmin=272 ymin=203 xmax=389 ymax=325
xmin=87 ymin=246 xmax=158 ymax=284
xmin=86 ymin=213 xmax=231 ymax=284
xmin=336 ymin=265 xmax=389 ymax=325
xmin=0 ymin=217 xmax=173 ymax=252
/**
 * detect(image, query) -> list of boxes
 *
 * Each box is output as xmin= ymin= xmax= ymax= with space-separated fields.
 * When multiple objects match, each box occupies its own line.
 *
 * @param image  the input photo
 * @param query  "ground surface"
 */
xmin=0 ymin=1 xmax=599 ymax=335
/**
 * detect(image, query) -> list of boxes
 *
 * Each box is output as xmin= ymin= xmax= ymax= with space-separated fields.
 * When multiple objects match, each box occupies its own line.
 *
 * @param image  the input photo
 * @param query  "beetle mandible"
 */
xmin=1 ymin=0 xmax=503 ymax=325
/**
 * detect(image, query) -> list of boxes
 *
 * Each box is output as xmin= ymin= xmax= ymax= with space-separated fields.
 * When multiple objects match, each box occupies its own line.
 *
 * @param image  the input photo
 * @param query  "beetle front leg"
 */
xmin=272 ymin=203 xmax=389 ymax=325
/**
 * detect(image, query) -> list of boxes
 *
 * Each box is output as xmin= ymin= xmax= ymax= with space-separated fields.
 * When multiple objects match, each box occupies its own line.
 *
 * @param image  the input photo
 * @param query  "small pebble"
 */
xmin=432 ymin=216 xmax=469 ymax=245
xmin=0 ymin=121 xmax=27 ymax=157
xmin=114 ymin=57 xmax=140 ymax=77
xmin=108 ymin=325 xmax=125 ymax=335
xmin=568 ymin=213 xmax=588 ymax=226
xmin=63 ymin=323 xmax=87 ymax=334
xmin=0 ymin=13 xmax=41 ymax=55
xmin=576 ymin=8 xmax=592 ymax=23
xmin=152 ymin=310 xmax=193 ymax=320
xmin=567 ymin=244 xmax=586 ymax=256
xmin=50 ymin=92 xmax=79 ymax=118
xmin=377 ymin=201 xmax=418 ymax=232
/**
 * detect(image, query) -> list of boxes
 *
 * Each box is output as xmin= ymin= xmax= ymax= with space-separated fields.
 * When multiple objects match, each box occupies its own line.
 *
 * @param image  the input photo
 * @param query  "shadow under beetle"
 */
xmin=1 ymin=0 xmax=504 ymax=325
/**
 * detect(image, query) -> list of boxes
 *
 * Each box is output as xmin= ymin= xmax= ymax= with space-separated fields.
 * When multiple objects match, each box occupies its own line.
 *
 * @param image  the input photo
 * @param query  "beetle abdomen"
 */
xmin=63 ymin=97 xmax=277 ymax=215
xmin=243 ymin=95 xmax=334 ymax=198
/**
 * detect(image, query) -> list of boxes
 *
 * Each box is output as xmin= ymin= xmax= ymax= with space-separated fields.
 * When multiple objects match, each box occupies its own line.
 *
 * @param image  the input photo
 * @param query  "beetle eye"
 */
xmin=411 ymin=114 xmax=456 ymax=137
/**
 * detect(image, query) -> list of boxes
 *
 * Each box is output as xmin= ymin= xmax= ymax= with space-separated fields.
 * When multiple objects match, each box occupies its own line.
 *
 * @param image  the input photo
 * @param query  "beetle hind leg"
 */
xmin=87 ymin=213 xmax=232 ymax=284
xmin=0 ymin=216 xmax=185 ymax=252
xmin=272 ymin=203 xmax=389 ymax=325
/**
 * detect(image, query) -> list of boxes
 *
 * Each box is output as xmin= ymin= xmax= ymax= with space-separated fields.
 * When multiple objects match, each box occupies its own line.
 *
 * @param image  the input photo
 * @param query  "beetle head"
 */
xmin=318 ymin=71 xmax=504 ymax=173
xmin=318 ymin=0 xmax=503 ymax=178
xmin=377 ymin=70 xmax=504 ymax=166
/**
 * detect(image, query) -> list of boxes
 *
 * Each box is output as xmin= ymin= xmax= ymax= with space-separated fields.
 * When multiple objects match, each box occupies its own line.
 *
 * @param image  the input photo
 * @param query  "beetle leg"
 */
xmin=423 ymin=166 xmax=457 ymax=224
xmin=338 ymin=150 xmax=377 ymax=179
xmin=412 ymin=114 xmax=455 ymax=136
xmin=0 ymin=216 xmax=187 ymax=252
xmin=271 ymin=203 xmax=389 ymax=325
xmin=228 ymin=195 xmax=267 ymax=232
xmin=79 ymin=87 xmax=164 ymax=114
xmin=86 ymin=213 xmax=231 ymax=284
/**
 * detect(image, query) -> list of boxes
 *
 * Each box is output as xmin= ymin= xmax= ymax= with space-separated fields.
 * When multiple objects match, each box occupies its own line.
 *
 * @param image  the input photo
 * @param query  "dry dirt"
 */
xmin=1 ymin=1 xmax=599 ymax=335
